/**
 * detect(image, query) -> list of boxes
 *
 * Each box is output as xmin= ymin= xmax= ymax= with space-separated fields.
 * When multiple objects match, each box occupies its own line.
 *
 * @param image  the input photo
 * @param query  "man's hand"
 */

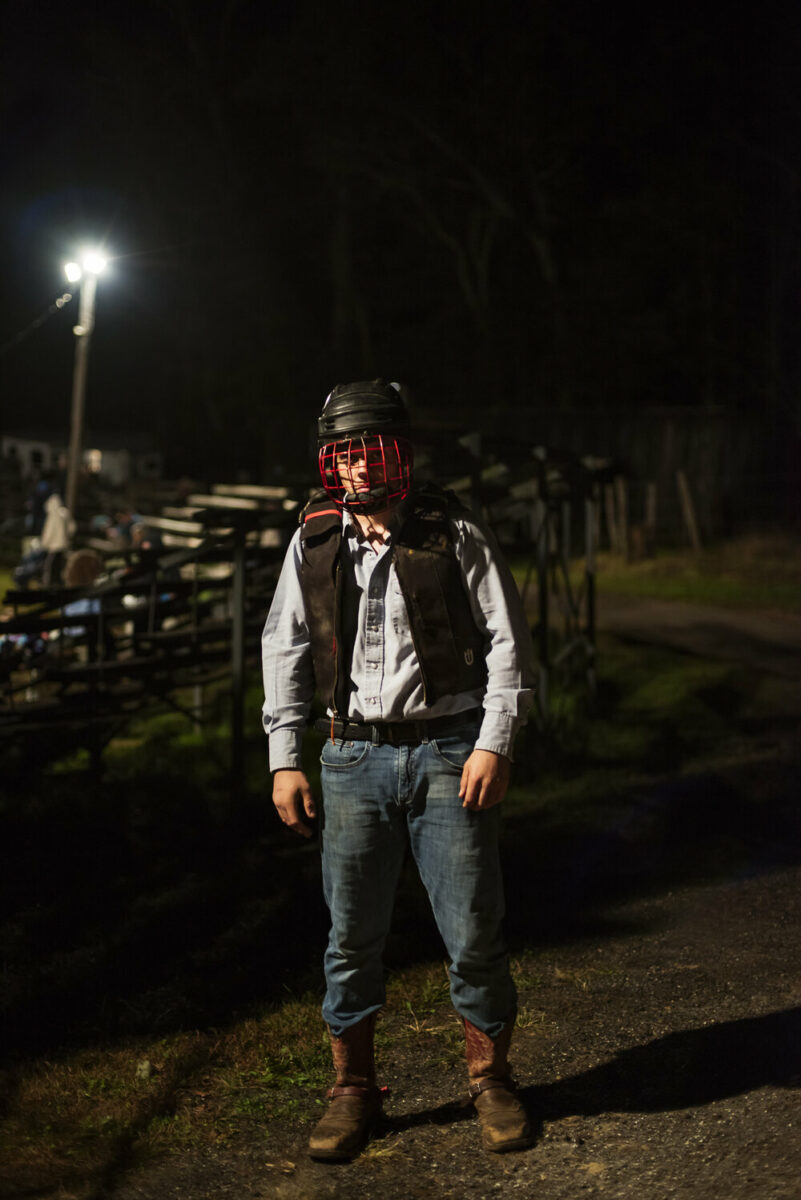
xmin=459 ymin=749 xmax=511 ymax=811
xmin=272 ymin=769 xmax=317 ymax=837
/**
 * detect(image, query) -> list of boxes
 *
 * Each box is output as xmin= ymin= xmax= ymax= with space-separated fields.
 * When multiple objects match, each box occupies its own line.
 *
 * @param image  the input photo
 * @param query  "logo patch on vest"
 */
xmin=464 ymin=649 xmax=474 ymax=665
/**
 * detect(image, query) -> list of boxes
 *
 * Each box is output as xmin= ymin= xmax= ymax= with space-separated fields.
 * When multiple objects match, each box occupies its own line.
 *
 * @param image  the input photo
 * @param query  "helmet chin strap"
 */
xmin=341 ymin=486 xmax=390 ymax=513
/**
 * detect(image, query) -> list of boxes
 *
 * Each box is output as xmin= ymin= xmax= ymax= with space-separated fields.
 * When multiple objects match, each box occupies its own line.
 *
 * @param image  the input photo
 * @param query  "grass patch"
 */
xmin=594 ymin=534 xmax=801 ymax=610
xmin=501 ymin=633 xmax=799 ymax=911
xmin=0 ymin=1034 xmax=207 ymax=1197
xmin=507 ymin=636 xmax=744 ymax=819
xmin=510 ymin=532 xmax=801 ymax=611
xmin=0 ymin=966 xmax=477 ymax=1193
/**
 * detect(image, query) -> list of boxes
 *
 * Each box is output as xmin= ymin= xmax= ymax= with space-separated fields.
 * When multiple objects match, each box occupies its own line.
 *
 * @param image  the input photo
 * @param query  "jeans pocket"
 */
xmin=320 ymin=739 xmax=370 ymax=770
xmin=430 ymin=736 xmax=473 ymax=772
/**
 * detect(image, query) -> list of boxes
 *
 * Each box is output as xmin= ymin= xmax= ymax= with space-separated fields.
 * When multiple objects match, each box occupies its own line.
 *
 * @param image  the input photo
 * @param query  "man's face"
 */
xmin=320 ymin=432 xmax=412 ymax=513
xmin=334 ymin=437 xmax=401 ymax=496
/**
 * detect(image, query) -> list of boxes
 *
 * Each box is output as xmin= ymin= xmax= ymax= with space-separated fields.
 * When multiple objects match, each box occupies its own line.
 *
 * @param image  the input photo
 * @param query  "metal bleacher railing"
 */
xmin=0 ymin=483 xmax=302 ymax=786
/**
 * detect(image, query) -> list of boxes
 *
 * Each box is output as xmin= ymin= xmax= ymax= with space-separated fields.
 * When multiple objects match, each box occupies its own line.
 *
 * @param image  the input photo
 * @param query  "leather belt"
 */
xmin=313 ymin=709 xmax=481 ymax=747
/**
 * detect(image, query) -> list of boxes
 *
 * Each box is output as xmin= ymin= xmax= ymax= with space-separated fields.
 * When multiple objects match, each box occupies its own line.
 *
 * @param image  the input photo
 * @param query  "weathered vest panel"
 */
xmin=297 ymin=499 xmax=348 ymax=714
xmin=298 ymin=488 xmax=486 ymax=712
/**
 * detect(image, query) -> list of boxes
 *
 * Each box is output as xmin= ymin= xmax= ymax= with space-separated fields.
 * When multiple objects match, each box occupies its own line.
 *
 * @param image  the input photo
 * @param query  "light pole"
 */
xmin=63 ymin=250 xmax=107 ymax=517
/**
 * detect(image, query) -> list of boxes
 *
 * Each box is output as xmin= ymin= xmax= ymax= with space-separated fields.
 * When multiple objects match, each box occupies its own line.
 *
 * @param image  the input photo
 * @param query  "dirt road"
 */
xmin=597 ymin=593 xmax=801 ymax=679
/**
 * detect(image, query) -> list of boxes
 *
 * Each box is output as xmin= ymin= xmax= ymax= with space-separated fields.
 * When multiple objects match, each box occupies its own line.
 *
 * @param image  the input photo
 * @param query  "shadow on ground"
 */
xmin=502 ymin=755 xmax=801 ymax=950
xmin=522 ymin=1005 xmax=801 ymax=1120
xmin=374 ymin=1006 xmax=801 ymax=1142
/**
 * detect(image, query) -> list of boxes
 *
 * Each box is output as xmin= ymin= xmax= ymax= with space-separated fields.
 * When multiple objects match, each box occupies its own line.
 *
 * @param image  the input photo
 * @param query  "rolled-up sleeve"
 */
xmin=261 ymin=530 xmax=315 ymax=772
xmin=452 ymin=515 xmax=536 ymax=759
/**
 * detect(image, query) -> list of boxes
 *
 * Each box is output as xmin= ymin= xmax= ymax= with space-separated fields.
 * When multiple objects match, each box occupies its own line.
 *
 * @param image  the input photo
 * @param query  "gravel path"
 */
xmin=112 ymin=864 xmax=801 ymax=1199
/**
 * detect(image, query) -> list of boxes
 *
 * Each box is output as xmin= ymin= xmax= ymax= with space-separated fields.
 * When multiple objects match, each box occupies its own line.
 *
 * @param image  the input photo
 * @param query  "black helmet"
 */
xmin=317 ymin=379 xmax=413 ymax=513
xmin=317 ymin=379 xmax=411 ymax=445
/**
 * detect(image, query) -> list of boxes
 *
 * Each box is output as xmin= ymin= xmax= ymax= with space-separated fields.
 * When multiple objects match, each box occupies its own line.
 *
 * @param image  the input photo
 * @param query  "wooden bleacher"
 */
xmin=0 ymin=480 xmax=304 ymax=769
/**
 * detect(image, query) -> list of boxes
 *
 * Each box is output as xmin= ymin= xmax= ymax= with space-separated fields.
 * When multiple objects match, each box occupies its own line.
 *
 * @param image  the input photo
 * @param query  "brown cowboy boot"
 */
xmin=464 ymin=1018 xmax=532 ymax=1153
xmin=308 ymin=1013 xmax=383 ymax=1161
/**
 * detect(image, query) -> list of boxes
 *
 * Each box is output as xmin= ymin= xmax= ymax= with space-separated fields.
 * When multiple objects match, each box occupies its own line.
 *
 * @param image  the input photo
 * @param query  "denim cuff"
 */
xmin=268 ymin=728 xmax=304 ymax=773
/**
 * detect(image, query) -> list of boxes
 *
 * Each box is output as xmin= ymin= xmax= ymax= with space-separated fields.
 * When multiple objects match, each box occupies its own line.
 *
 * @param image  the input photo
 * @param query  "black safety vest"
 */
xmin=298 ymin=487 xmax=487 ymax=714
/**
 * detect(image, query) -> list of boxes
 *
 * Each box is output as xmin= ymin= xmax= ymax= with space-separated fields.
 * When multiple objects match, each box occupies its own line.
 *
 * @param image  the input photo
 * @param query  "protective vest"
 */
xmin=298 ymin=487 xmax=487 ymax=714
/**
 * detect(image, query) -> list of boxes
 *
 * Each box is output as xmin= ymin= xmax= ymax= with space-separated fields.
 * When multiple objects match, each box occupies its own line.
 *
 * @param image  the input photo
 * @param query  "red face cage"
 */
xmin=318 ymin=434 xmax=413 ymax=513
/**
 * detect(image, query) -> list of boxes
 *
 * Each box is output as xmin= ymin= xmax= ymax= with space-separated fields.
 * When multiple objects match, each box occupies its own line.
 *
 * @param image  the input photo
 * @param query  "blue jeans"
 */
xmin=319 ymin=718 xmax=517 ymax=1039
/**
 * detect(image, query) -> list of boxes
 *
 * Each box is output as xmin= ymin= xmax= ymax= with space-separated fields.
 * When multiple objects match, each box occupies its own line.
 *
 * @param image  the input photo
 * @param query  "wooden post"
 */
xmin=645 ymin=481 xmax=657 ymax=533
xmin=614 ymin=475 xmax=629 ymax=560
xmin=193 ymin=683 xmax=204 ymax=736
xmin=603 ymin=483 xmax=618 ymax=553
xmin=230 ymin=521 xmax=247 ymax=798
xmin=584 ymin=495 xmax=597 ymax=697
xmin=559 ymin=498 xmax=575 ymax=638
xmin=560 ymin=499 xmax=572 ymax=563
xmin=535 ymin=498 xmax=549 ymax=718
xmin=676 ymin=469 xmax=702 ymax=553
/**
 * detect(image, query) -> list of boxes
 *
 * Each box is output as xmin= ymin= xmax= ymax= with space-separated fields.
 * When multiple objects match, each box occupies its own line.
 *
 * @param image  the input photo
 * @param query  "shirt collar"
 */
xmin=342 ymin=510 xmax=391 ymax=544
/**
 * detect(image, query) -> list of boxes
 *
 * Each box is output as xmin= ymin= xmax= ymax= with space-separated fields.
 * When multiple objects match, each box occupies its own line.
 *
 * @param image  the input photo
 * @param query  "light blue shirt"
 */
xmin=262 ymin=507 xmax=536 ymax=771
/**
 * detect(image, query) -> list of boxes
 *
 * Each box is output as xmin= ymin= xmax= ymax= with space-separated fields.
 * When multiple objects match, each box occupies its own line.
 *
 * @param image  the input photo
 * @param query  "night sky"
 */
xmin=1 ymin=1 xmax=799 ymax=479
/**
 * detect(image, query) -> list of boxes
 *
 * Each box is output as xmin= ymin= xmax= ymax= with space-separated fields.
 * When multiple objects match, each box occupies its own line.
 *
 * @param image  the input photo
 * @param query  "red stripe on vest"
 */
xmin=304 ymin=508 xmax=340 ymax=522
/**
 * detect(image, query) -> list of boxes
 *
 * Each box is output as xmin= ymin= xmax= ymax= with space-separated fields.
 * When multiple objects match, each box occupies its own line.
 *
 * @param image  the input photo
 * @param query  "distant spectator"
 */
xmin=64 ymin=547 xmax=104 ymax=589
xmin=108 ymin=507 xmax=143 ymax=548
xmin=90 ymin=513 xmax=112 ymax=537
xmin=12 ymin=542 xmax=47 ymax=589
xmin=124 ymin=521 xmax=178 ymax=585
xmin=62 ymin=549 xmax=114 ymax=660
xmin=40 ymin=492 xmax=75 ymax=585
xmin=25 ymin=473 xmax=55 ymax=536
xmin=130 ymin=521 xmax=165 ymax=569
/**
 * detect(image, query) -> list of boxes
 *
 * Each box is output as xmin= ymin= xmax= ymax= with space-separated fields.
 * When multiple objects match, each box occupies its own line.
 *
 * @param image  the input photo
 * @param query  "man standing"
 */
xmin=262 ymin=379 xmax=535 ymax=1160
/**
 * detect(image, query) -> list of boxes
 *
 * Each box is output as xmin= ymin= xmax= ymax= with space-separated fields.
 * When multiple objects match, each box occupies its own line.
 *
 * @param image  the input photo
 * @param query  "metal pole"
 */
xmin=65 ymin=274 xmax=97 ymax=518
